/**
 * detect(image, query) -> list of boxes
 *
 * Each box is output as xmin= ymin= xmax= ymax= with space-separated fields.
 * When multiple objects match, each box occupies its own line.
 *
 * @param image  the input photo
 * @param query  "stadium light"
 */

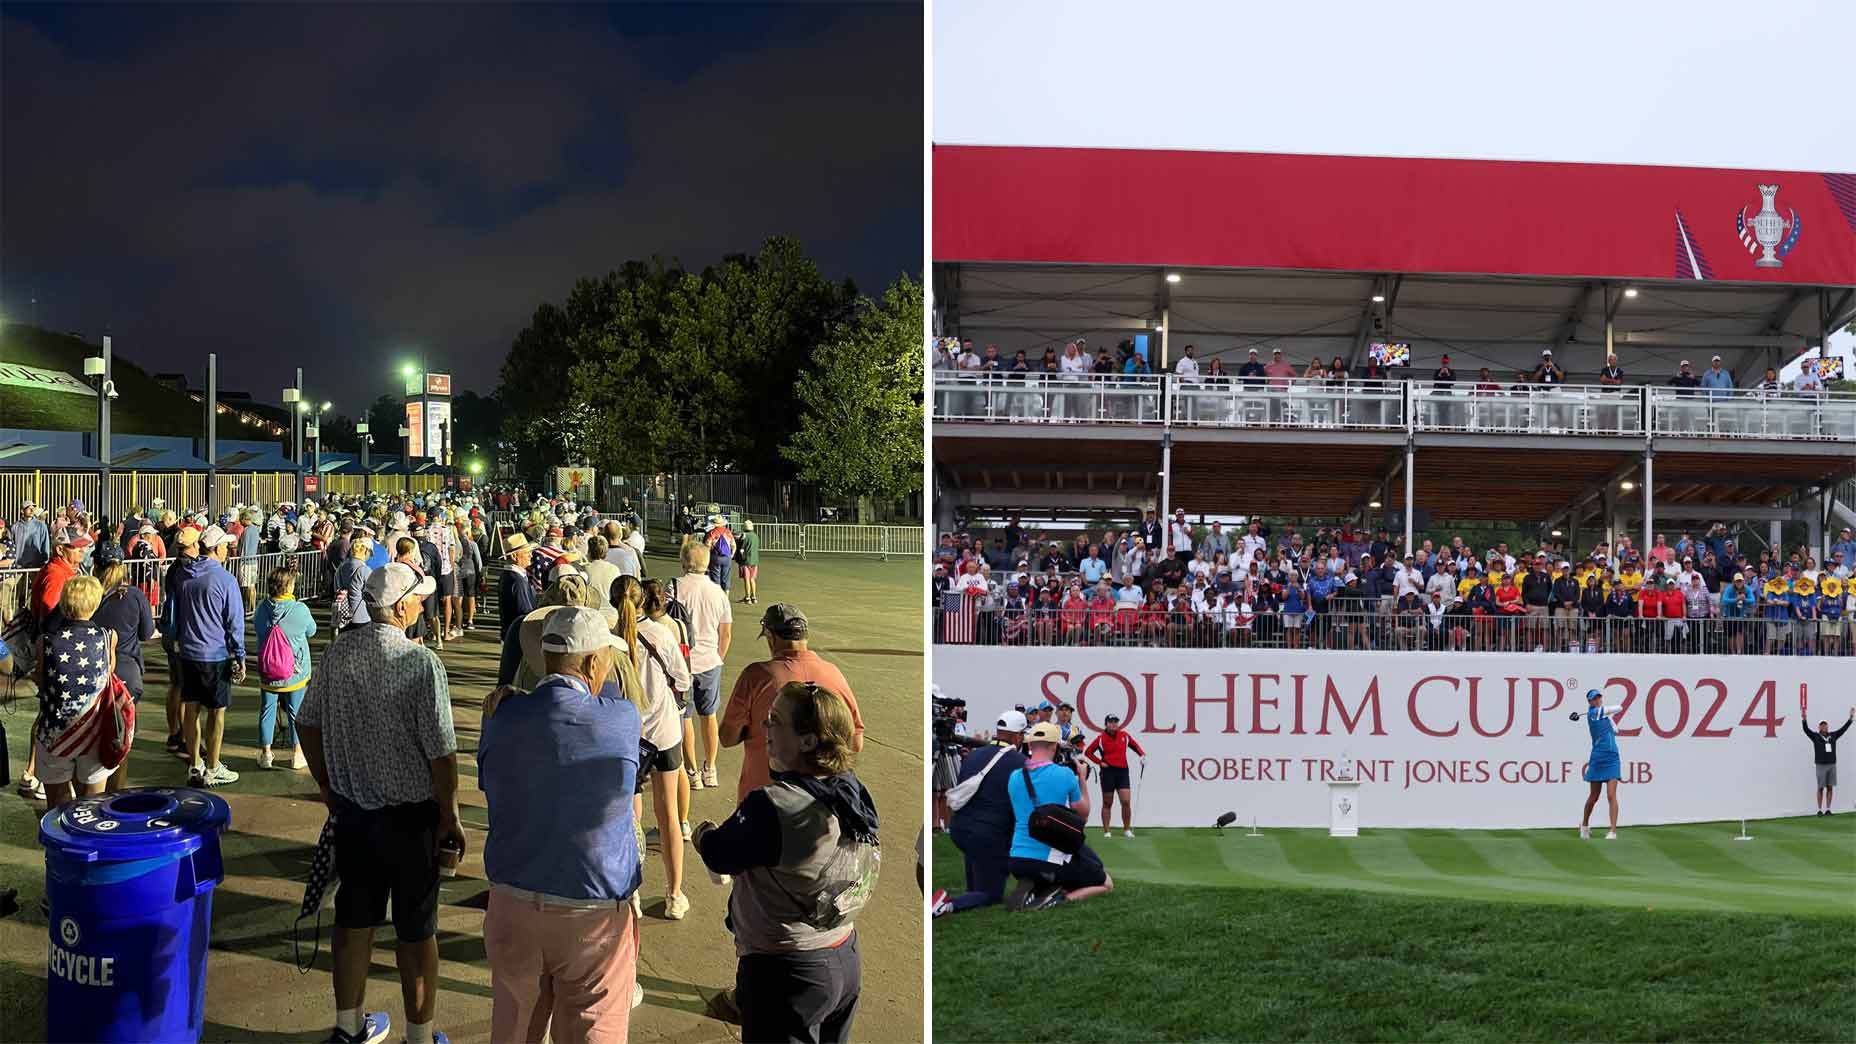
xmin=1623 ymin=287 xmax=1639 ymax=298
xmin=1620 ymin=480 xmax=1636 ymax=491
xmin=1551 ymin=529 xmax=1564 ymax=537
xmin=1153 ymin=323 xmax=1163 ymax=332
xmin=320 ymin=400 xmax=332 ymax=411
xmin=401 ymin=363 xmax=417 ymax=379
xmin=469 ymin=460 xmax=484 ymax=476
xmin=1369 ymin=500 xmax=1382 ymax=509
xmin=296 ymin=401 xmax=309 ymax=413
xmin=1371 ymin=294 xmax=1386 ymax=303
xmin=1165 ymin=272 xmax=1181 ymax=284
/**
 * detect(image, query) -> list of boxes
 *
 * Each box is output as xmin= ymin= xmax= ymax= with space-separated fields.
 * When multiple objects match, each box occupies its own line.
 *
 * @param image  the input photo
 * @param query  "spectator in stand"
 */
xmin=1302 ymin=357 xmax=1326 ymax=380
xmin=1551 ymin=562 xmax=1581 ymax=649
xmin=1174 ymin=344 xmax=1200 ymax=379
xmin=1833 ymin=528 xmax=1856 ymax=571
xmin=1433 ymin=355 xmax=1457 ymax=388
xmin=1091 ymin=346 xmax=1115 ymax=374
xmin=1263 ymin=348 xmax=1297 ymax=390
xmin=1700 ymin=355 xmax=1734 ymax=399
xmin=1669 ymin=359 xmax=1701 ymax=394
xmin=1533 ymin=349 xmax=1565 ymax=385
xmin=1238 ymin=348 xmax=1266 ymax=385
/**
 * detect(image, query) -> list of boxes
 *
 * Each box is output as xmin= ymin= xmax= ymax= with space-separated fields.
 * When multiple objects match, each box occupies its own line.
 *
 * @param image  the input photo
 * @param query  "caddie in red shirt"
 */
xmin=1083 ymin=714 xmax=1145 ymax=838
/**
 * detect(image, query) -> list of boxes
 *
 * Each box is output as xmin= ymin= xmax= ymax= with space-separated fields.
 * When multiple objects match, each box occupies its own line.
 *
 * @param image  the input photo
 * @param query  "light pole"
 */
xmin=308 ymin=401 xmax=331 ymax=498
xmin=282 ymin=384 xmax=303 ymax=505
xmin=356 ymin=421 xmax=371 ymax=497
xmin=84 ymin=337 xmax=117 ymax=520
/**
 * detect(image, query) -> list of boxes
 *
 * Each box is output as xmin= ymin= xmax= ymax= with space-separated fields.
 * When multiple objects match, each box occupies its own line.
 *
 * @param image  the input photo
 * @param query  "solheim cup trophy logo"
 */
xmin=1736 ymin=183 xmax=1802 ymax=268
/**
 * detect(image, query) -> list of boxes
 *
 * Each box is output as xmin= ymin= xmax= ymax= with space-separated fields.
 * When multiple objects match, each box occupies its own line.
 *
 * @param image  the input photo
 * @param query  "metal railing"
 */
xmin=758 ymin=523 xmax=922 ymax=560
xmin=932 ymin=372 xmax=1165 ymax=424
xmin=0 ymin=550 xmax=337 ymax=627
xmin=934 ymin=604 xmax=1853 ymax=656
xmin=1649 ymin=387 xmax=1856 ymax=441
xmin=933 ymin=371 xmax=1856 ymax=443
xmin=1410 ymin=384 xmax=1645 ymax=436
xmin=1171 ymin=377 xmax=1408 ymax=430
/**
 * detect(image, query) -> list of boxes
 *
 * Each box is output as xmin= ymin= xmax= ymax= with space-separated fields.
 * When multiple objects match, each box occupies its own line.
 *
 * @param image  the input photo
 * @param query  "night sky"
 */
xmin=1 ymin=2 xmax=922 ymax=407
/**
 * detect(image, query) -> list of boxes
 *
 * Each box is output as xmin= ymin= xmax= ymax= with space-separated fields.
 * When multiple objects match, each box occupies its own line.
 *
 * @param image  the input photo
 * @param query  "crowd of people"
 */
xmin=2 ymin=486 xmax=879 ymax=1043
xmin=934 ymin=511 xmax=1856 ymax=656
xmin=930 ymin=697 xmax=1148 ymax=918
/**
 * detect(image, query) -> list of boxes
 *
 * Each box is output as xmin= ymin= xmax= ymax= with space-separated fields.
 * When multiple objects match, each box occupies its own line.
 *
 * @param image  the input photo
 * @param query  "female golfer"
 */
xmin=1571 ymin=688 xmax=1622 ymax=838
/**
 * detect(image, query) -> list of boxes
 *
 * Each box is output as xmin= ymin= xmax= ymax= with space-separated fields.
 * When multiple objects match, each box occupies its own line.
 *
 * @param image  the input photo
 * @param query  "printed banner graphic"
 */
xmin=933 ymin=648 xmax=1847 ymax=828
xmin=0 ymin=363 xmax=95 ymax=396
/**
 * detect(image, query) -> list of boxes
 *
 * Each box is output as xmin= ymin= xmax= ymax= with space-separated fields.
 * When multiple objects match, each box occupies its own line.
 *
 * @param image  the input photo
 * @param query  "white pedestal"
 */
xmin=1328 ymin=780 xmax=1361 ymax=837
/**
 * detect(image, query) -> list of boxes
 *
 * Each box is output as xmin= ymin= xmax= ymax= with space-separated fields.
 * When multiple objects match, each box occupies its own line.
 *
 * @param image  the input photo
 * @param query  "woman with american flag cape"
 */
xmin=34 ymin=575 xmax=117 ymax=807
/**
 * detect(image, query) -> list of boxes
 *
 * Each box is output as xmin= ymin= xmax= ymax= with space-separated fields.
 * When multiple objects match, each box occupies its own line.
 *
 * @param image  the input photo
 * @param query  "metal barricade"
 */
xmin=1650 ymin=387 xmax=1856 ymax=441
xmin=935 ymin=606 xmax=1852 ymax=657
xmin=1411 ymin=384 xmax=1644 ymax=436
xmin=1171 ymin=378 xmax=1408 ymax=430
xmin=932 ymin=372 xmax=1165 ymax=425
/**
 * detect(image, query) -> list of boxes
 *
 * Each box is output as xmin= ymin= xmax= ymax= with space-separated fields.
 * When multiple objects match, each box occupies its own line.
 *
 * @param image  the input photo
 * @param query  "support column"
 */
xmin=1404 ymin=441 xmax=1415 ymax=554
xmin=1602 ymin=484 xmax=1617 ymax=549
xmin=1159 ymin=433 xmax=1173 ymax=552
xmin=98 ymin=336 xmax=113 ymax=521
xmin=1807 ymin=491 xmax=1825 ymax=561
xmin=1642 ymin=449 xmax=1654 ymax=564
xmin=1159 ymin=308 xmax=1171 ymax=370
xmin=206 ymin=354 xmax=218 ymax=516
xmin=1769 ymin=519 xmax=1782 ymax=555
xmin=1603 ymin=283 xmax=1614 ymax=361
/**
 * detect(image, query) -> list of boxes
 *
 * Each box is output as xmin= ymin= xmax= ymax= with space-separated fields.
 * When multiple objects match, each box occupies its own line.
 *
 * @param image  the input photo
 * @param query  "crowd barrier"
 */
xmin=934 ymin=646 xmax=1846 ymax=828
xmin=935 ymin=604 xmax=1854 ymax=657
xmin=931 ymin=371 xmax=1856 ymax=442
xmin=0 ymin=550 xmax=336 ymax=625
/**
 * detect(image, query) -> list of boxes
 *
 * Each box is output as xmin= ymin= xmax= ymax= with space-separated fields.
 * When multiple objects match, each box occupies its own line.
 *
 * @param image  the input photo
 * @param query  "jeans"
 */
xmin=258 ymin=687 xmax=304 ymax=747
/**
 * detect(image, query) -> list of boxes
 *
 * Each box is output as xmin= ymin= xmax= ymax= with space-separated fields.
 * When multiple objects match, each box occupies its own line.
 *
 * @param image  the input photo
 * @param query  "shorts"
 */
xmin=1816 ymin=763 xmax=1838 ymax=788
xmin=1525 ymin=605 xmax=1548 ymax=618
xmin=1283 ymin=614 xmax=1304 ymax=629
xmin=33 ymin=740 xmax=112 ymax=787
xmin=162 ymin=636 xmax=181 ymax=681
xmin=333 ymin=797 xmax=440 ymax=943
xmin=740 ymin=564 xmax=759 ymax=580
xmin=643 ymin=741 xmax=683 ymax=775
xmin=433 ymin=572 xmax=455 ymax=597
xmin=237 ymin=561 xmax=259 ymax=588
xmin=1821 ymin=620 xmax=1845 ymax=638
xmin=179 ymin=658 xmax=234 ymax=709
xmin=1099 ymin=765 xmax=1131 ymax=792
xmin=1010 ymin=844 xmax=1107 ymax=890
xmin=683 ymin=666 xmax=723 ymax=718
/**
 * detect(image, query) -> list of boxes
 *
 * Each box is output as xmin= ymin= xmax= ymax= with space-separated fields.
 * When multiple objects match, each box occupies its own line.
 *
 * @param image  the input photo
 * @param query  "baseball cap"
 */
xmin=540 ymin=606 xmax=628 ymax=656
xmin=1105 ymin=713 xmax=1122 ymax=723
xmin=995 ymin=710 xmax=1029 ymax=733
xmin=1541 ymin=348 xmax=1553 ymax=356
xmin=760 ymin=603 xmax=809 ymax=640
xmin=199 ymin=525 xmax=236 ymax=549
xmin=174 ymin=525 xmax=202 ymax=548
xmin=56 ymin=529 xmax=94 ymax=549
xmin=364 ymin=561 xmax=436 ymax=607
xmin=93 ymin=542 xmax=123 ymax=566
xmin=547 ymin=561 xmax=582 ymax=583
xmin=1025 ymin=722 xmax=1062 ymax=744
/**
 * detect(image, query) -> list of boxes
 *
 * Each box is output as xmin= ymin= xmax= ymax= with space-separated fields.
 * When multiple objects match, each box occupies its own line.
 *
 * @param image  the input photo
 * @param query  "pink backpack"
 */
xmin=259 ymin=608 xmax=298 ymax=683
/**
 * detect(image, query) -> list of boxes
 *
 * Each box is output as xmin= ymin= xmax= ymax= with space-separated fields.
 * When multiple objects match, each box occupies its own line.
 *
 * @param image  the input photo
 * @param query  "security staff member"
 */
xmin=1806 ymin=708 xmax=1853 ymax=815
xmin=931 ymin=711 xmax=1028 ymax=916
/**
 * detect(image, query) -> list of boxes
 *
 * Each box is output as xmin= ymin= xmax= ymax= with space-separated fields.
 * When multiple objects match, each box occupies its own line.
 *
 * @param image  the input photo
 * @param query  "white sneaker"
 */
xmin=188 ymin=762 xmax=207 ymax=786
xmin=291 ymin=749 xmax=308 ymax=770
xmin=1579 ymin=825 xmax=1590 ymax=839
xmin=700 ymin=766 xmax=718 ymax=789
xmin=1124 ymin=829 xmax=1136 ymax=838
xmin=629 ymin=893 xmax=642 ymax=919
xmin=202 ymin=764 xmax=240 ymax=787
xmin=689 ymin=771 xmax=705 ymax=791
xmin=1605 ymin=829 xmax=1618 ymax=840
xmin=632 ymin=983 xmax=643 ymax=1009
xmin=1103 ymin=830 xmax=1111 ymax=838
xmin=257 ymin=750 xmax=274 ymax=770
xmin=665 ymin=892 xmax=690 ymax=920
xmin=680 ymin=820 xmax=692 ymax=841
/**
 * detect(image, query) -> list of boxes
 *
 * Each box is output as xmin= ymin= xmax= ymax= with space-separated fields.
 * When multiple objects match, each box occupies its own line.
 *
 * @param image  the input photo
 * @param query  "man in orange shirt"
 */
xmin=32 ymin=529 xmax=89 ymax=623
xmin=720 ymin=603 xmax=864 ymax=802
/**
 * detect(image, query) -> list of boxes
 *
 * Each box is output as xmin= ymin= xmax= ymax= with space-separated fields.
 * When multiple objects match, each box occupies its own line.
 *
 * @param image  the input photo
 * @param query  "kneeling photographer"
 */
xmin=1006 ymin=722 xmax=1113 ymax=909
xmin=931 ymin=710 xmax=1028 ymax=917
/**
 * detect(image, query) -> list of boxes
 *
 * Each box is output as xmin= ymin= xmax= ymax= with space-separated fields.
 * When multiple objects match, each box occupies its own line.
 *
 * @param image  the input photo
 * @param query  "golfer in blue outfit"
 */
xmin=1571 ymin=688 xmax=1623 ymax=839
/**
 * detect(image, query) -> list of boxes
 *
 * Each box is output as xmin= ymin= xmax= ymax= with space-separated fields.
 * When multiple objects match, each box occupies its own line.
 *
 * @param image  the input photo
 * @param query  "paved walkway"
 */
xmin=0 ymin=550 xmax=924 ymax=1042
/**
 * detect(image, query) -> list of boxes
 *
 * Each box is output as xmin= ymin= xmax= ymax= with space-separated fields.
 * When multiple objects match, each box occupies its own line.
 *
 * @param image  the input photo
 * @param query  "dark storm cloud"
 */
xmin=1 ymin=3 xmax=921 ymax=404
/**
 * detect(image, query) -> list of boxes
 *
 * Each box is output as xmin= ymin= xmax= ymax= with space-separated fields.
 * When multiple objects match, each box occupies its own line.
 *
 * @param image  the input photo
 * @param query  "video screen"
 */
xmin=1368 ymin=342 xmax=1411 ymax=367
xmin=1807 ymin=356 xmax=1846 ymax=382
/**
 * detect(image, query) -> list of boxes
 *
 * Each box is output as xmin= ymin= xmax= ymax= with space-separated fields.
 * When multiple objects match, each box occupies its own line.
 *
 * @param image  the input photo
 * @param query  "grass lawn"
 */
xmin=1 ymin=547 xmax=924 ymax=1042
xmin=2 ymin=323 xmax=209 ymax=437
xmin=931 ymin=820 xmax=1856 ymax=1042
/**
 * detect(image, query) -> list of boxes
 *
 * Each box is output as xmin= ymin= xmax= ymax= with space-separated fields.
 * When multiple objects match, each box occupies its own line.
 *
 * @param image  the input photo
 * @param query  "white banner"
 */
xmin=933 ymin=648 xmax=1848 ymax=829
xmin=0 ymin=362 xmax=94 ymax=396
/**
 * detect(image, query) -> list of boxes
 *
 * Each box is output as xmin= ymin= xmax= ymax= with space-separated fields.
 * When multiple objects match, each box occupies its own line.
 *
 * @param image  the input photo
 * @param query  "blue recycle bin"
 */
xmin=39 ymin=787 xmax=232 ymax=1044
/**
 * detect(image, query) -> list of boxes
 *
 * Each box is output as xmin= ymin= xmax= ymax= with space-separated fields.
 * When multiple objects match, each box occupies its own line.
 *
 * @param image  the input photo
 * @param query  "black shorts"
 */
xmin=178 ymin=658 xmax=234 ymax=709
xmin=1010 ymin=845 xmax=1107 ymax=890
xmin=634 ymin=742 xmax=684 ymax=793
xmin=162 ymin=637 xmax=180 ymax=682
xmin=1099 ymin=765 xmax=1131 ymax=792
xmin=333 ymin=798 xmax=440 ymax=943
xmin=433 ymin=572 xmax=455 ymax=597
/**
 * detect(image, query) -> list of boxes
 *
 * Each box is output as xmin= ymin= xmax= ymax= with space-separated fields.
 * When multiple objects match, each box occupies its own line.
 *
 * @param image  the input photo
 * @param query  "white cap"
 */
xmin=548 ymin=560 xmax=582 ymax=583
xmin=364 ymin=562 xmax=436 ymax=606
xmin=540 ymin=606 xmax=628 ymax=655
xmin=995 ymin=709 xmax=1029 ymax=732
xmin=199 ymin=525 xmax=236 ymax=549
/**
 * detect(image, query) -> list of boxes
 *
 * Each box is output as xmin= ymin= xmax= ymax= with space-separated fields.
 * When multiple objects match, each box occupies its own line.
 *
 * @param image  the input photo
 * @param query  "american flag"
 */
xmin=941 ymin=588 xmax=982 ymax=644
xmin=38 ymin=621 xmax=110 ymax=756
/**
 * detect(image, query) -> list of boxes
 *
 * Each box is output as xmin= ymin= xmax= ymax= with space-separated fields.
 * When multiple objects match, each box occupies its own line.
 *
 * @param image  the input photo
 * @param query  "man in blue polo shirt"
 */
xmin=1078 ymin=544 xmax=1108 ymax=585
xmin=478 ymin=606 xmax=642 ymax=1042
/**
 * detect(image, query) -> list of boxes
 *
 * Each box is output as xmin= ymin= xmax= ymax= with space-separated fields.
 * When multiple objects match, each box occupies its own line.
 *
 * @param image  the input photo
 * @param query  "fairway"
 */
xmin=931 ymin=819 xmax=1856 ymax=1042
xmin=0 ymin=546 xmax=923 ymax=1042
